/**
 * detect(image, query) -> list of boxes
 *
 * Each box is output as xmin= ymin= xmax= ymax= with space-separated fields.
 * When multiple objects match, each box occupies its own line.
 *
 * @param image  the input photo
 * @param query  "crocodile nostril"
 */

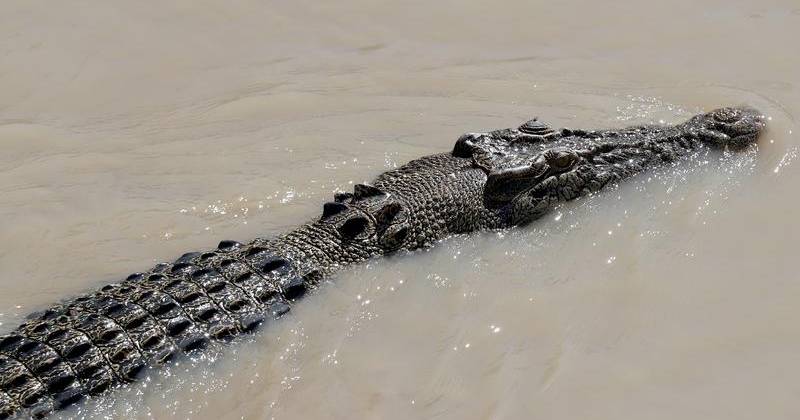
xmin=712 ymin=107 xmax=741 ymax=123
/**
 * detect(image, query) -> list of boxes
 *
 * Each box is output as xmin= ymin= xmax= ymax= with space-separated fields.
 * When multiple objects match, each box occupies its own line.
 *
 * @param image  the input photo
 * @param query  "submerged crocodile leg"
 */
xmin=0 ymin=106 xmax=765 ymax=418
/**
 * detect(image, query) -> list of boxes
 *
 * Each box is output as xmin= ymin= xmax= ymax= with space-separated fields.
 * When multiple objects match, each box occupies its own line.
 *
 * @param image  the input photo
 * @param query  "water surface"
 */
xmin=1 ymin=0 xmax=798 ymax=418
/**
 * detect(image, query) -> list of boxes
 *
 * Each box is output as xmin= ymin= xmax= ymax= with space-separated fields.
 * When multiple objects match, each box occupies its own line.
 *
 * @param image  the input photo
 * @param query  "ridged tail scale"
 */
xmin=0 ymin=238 xmax=314 ymax=418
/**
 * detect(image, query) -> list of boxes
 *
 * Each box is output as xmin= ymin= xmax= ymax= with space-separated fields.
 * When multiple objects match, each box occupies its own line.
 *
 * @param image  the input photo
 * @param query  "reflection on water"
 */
xmin=0 ymin=0 xmax=798 ymax=418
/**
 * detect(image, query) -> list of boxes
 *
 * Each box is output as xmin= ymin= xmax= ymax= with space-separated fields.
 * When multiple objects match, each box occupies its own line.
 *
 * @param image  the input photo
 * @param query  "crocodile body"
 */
xmin=0 ymin=107 xmax=765 ymax=418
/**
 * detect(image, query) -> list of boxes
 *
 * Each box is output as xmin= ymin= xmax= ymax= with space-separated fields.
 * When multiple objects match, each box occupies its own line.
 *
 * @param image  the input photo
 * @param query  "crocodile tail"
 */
xmin=0 ymin=238 xmax=312 ymax=419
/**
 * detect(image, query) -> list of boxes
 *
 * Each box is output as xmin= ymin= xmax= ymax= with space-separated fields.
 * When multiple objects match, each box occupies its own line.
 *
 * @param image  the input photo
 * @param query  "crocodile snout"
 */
xmin=692 ymin=106 xmax=766 ymax=149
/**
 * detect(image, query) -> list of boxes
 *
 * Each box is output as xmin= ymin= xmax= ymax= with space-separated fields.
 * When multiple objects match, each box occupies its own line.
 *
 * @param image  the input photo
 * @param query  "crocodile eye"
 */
xmin=545 ymin=150 xmax=579 ymax=170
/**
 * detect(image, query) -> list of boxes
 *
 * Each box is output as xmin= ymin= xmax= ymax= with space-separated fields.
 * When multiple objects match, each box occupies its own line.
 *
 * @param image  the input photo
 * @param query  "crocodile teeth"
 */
xmin=695 ymin=127 xmax=730 ymax=146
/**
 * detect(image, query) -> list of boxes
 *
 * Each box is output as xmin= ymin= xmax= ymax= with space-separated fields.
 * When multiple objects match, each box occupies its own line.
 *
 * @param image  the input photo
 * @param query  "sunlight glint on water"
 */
xmin=0 ymin=0 xmax=798 ymax=419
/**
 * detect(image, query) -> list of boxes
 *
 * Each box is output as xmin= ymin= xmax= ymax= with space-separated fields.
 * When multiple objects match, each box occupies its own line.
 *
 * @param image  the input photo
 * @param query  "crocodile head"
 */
xmin=457 ymin=106 xmax=766 ymax=224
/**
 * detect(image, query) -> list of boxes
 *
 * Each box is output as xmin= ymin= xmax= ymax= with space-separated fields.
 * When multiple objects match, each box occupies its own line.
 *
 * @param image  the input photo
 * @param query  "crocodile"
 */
xmin=0 ymin=106 xmax=765 ymax=418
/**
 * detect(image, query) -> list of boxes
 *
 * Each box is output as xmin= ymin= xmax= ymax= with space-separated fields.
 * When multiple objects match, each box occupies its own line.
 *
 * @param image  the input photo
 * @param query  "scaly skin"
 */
xmin=0 ymin=107 xmax=765 ymax=418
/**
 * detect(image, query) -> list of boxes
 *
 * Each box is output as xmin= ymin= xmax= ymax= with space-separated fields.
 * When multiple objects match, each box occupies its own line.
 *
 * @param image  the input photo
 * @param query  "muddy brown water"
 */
xmin=1 ymin=0 xmax=799 ymax=419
